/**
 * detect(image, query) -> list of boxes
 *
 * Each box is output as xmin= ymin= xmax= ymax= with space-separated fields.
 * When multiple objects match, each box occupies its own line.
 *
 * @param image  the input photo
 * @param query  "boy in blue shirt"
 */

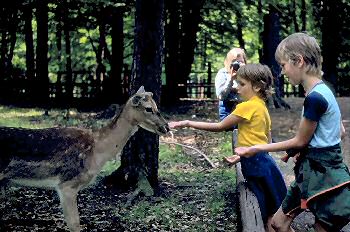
xmin=235 ymin=32 xmax=350 ymax=232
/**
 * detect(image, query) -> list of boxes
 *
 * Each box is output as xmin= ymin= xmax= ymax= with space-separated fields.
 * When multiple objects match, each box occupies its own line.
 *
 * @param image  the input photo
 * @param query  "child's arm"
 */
xmin=235 ymin=117 xmax=317 ymax=158
xmin=169 ymin=114 xmax=244 ymax=132
xmin=341 ymin=120 xmax=346 ymax=140
xmin=268 ymin=131 xmax=272 ymax=144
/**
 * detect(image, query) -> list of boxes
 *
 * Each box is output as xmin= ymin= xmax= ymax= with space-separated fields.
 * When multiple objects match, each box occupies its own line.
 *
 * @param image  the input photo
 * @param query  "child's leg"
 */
xmin=271 ymin=207 xmax=296 ymax=232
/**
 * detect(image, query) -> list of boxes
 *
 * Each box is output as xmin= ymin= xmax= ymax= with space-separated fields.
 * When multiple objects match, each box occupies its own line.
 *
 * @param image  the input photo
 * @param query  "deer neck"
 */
xmin=92 ymin=109 xmax=138 ymax=170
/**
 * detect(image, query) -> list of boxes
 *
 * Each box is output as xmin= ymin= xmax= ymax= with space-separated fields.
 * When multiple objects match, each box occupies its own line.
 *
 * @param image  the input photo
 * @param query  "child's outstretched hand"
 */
xmin=169 ymin=120 xmax=189 ymax=129
xmin=224 ymin=155 xmax=241 ymax=165
xmin=281 ymin=153 xmax=290 ymax=163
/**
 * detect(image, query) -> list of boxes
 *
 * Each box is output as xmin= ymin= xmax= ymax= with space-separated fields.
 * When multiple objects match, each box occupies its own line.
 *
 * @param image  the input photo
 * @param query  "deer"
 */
xmin=0 ymin=86 xmax=169 ymax=232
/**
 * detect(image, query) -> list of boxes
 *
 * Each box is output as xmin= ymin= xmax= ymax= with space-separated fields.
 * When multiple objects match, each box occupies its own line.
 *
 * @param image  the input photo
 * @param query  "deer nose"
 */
xmin=158 ymin=123 xmax=170 ymax=134
xmin=164 ymin=123 xmax=170 ymax=132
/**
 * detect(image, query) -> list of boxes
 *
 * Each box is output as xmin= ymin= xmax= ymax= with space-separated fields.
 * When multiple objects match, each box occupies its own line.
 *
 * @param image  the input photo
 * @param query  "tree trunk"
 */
xmin=321 ymin=0 xmax=341 ymax=94
xmin=63 ymin=2 xmax=73 ymax=109
xmin=262 ymin=5 xmax=290 ymax=109
xmin=105 ymin=0 xmax=164 ymax=193
xmin=24 ymin=3 xmax=35 ymax=81
xmin=35 ymin=0 xmax=49 ymax=108
xmin=163 ymin=0 xmax=181 ymax=106
xmin=300 ymin=0 xmax=306 ymax=31
xmin=0 ymin=2 xmax=20 ymax=79
xmin=109 ymin=6 xmax=124 ymax=104
xmin=55 ymin=4 xmax=63 ymax=103
xmin=257 ymin=0 xmax=263 ymax=62
xmin=177 ymin=0 xmax=205 ymax=98
xmin=298 ymin=0 xmax=306 ymax=97
xmin=235 ymin=4 xmax=245 ymax=50
xmin=291 ymin=0 xmax=299 ymax=33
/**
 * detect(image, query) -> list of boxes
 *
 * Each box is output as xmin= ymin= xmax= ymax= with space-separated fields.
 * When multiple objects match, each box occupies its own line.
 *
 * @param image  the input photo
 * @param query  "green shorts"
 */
xmin=282 ymin=182 xmax=350 ymax=231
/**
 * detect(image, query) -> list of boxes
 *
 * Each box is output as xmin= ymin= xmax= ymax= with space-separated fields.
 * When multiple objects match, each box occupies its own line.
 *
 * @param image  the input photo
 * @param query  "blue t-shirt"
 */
xmin=303 ymin=82 xmax=341 ymax=148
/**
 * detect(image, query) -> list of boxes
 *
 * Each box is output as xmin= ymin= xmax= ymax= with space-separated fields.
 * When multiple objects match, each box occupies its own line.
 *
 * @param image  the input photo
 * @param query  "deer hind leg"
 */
xmin=0 ymin=173 xmax=5 ymax=197
xmin=57 ymin=184 xmax=81 ymax=232
xmin=0 ymin=158 xmax=12 ymax=197
xmin=0 ymin=172 xmax=9 ymax=198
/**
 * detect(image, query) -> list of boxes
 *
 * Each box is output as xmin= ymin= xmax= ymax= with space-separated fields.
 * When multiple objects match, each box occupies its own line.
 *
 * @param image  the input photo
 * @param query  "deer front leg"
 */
xmin=0 ymin=173 xmax=7 ymax=198
xmin=57 ymin=184 xmax=81 ymax=232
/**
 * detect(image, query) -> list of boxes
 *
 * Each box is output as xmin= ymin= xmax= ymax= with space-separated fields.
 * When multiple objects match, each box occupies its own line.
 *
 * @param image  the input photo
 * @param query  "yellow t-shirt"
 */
xmin=232 ymin=96 xmax=271 ymax=147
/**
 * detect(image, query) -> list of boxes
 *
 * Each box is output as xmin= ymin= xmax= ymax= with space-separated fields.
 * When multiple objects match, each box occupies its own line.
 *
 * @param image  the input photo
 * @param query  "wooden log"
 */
xmin=231 ymin=129 xmax=264 ymax=231
xmin=236 ymin=162 xmax=265 ymax=232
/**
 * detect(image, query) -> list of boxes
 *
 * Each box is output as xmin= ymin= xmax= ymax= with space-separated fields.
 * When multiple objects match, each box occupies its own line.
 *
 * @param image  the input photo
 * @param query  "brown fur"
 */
xmin=0 ymin=86 xmax=169 ymax=231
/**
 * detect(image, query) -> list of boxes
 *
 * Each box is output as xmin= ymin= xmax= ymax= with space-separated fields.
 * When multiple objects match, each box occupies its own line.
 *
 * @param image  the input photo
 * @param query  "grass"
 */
xmin=118 ymin=143 xmax=238 ymax=231
xmin=0 ymin=104 xmax=239 ymax=231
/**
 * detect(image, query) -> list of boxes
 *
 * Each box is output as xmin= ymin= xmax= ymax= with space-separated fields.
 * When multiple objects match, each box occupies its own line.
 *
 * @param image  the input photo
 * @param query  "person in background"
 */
xmin=235 ymin=32 xmax=350 ymax=232
xmin=170 ymin=64 xmax=287 ymax=231
xmin=215 ymin=47 xmax=247 ymax=121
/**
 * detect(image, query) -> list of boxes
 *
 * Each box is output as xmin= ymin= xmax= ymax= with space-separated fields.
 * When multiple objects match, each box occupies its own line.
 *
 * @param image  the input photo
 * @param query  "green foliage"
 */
xmin=7 ymin=0 xmax=350 ymax=98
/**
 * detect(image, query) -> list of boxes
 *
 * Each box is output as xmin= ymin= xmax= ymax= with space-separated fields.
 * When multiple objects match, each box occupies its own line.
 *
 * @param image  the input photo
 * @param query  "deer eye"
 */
xmin=145 ymin=107 xmax=153 ymax=113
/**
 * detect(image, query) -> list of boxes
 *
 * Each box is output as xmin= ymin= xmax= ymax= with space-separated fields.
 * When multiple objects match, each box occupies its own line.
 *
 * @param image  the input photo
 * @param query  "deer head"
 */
xmin=126 ymin=86 xmax=169 ymax=135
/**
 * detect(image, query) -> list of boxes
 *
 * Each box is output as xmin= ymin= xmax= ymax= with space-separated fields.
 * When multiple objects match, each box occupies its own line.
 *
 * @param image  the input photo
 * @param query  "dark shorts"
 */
xmin=282 ymin=183 xmax=350 ymax=231
xmin=240 ymin=152 xmax=287 ymax=222
xmin=282 ymin=145 xmax=350 ymax=231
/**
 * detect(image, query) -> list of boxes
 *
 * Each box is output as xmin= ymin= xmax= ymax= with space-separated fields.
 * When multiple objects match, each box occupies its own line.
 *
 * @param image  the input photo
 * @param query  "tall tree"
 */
xmin=177 ymin=0 xmax=205 ymax=98
xmin=0 ymin=1 xmax=21 ymax=79
xmin=110 ymin=6 xmax=124 ymax=103
xmin=103 ymin=6 xmax=125 ymax=104
xmin=35 ymin=0 xmax=49 ymax=107
xmin=235 ymin=2 xmax=245 ymax=50
xmin=105 ymin=0 xmax=164 ymax=193
xmin=262 ymin=4 xmax=290 ymax=109
xmin=163 ymin=0 xmax=181 ymax=105
xmin=63 ymin=1 xmax=73 ymax=107
xmin=163 ymin=0 xmax=205 ymax=104
xmin=320 ymin=0 xmax=342 ymax=93
xmin=23 ymin=2 xmax=35 ymax=81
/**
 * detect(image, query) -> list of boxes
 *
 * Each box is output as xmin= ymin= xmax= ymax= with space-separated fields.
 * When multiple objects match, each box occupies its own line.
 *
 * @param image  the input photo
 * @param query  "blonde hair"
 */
xmin=236 ymin=64 xmax=274 ymax=101
xmin=275 ymin=32 xmax=322 ymax=76
xmin=224 ymin=48 xmax=247 ymax=71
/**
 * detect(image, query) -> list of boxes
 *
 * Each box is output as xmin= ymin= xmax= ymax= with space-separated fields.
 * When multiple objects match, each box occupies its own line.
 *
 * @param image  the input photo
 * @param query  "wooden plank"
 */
xmin=236 ymin=162 xmax=265 ymax=232
xmin=231 ymin=129 xmax=264 ymax=231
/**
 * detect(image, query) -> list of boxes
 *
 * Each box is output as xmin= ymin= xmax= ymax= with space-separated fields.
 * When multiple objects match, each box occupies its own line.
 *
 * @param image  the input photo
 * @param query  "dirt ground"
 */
xmin=0 ymin=97 xmax=349 ymax=231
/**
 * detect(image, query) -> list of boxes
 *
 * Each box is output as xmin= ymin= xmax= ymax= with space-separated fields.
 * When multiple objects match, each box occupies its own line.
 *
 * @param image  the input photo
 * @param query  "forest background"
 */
xmin=1 ymin=0 xmax=350 ymax=109
xmin=1 ymin=1 xmax=350 ymax=231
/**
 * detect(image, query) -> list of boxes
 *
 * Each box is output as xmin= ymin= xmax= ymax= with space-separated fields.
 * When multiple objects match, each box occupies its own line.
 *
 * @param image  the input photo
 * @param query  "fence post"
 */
xmin=207 ymin=62 xmax=212 ymax=98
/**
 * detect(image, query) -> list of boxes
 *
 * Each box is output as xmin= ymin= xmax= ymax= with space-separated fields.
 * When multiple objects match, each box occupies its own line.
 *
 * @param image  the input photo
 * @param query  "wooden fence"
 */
xmin=0 ymin=66 xmax=347 ymax=108
xmin=0 ymin=70 xmax=130 ymax=108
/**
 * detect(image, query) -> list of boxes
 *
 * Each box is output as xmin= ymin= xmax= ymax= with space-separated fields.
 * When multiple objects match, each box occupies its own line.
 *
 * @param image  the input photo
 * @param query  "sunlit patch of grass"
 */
xmin=0 ymin=106 xmax=55 ymax=128
xmin=121 ymin=166 xmax=237 ymax=231
xmin=0 ymin=105 xmax=103 ymax=129
xmin=159 ymin=144 xmax=194 ymax=170
xmin=145 ymin=143 xmax=238 ymax=231
xmin=100 ymin=160 xmax=121 ymax=176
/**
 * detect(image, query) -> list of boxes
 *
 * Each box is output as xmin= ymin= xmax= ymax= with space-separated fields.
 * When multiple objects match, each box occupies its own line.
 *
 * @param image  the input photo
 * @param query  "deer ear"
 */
xmin=136 ymin=86 xmax=145 ymax=94
xmin=131 ymin=95 xmax=142 ymax=106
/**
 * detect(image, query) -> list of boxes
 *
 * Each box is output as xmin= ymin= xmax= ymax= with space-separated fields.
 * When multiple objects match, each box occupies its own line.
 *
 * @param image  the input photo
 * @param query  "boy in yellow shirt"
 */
xmin=169 ymin=64 xmax=286 ymax=231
